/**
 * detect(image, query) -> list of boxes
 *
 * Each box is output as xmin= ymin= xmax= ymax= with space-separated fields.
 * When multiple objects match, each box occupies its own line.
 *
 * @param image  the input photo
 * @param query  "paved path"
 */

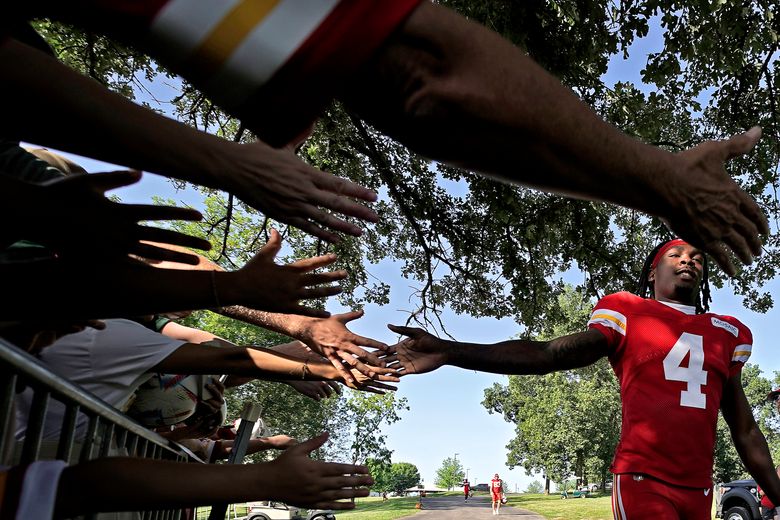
xmin=402 ymin=495 xmax=545 ymax=520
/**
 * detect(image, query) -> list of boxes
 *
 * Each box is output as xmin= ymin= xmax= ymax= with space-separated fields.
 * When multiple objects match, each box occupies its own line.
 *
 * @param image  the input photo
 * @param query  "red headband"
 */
xmin=650 ymin=239 xmax=689 ymax=269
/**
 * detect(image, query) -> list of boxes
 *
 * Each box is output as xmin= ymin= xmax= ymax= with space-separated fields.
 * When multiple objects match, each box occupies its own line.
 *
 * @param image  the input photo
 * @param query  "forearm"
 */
xmin=733 ymin=427 xmax=780 ymax=506
xmin=0 ymin=260 xmax=249 ymax=320
xmin=218 ymin=306 xmax=310 ymax=339
xmin=444 ymin=331 xmax=606 ymax=375
xmin=156 ymin=343 xmax=339 ymax=381
xmin=55 ymin=458 xmax=279 ymax=517
xmin=0 ymin=38 xmax=233 ymax=191
xmin=351 ymin=3 xmax=675 ymax=217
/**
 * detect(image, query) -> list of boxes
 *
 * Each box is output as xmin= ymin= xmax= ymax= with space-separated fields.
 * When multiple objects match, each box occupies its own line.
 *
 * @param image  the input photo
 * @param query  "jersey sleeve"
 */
xmin=587 ymin=293 xmax=629 ymax=350
xmin=728 ymin=319 xmax=753 ymax=377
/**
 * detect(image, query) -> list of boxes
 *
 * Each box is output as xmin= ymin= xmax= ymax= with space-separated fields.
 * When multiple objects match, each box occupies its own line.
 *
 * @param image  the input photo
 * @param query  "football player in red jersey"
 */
xmin=388 ymin=238 xmax=780 ymax=520
xmin=490 ymin=473 xmax=504 ymax=514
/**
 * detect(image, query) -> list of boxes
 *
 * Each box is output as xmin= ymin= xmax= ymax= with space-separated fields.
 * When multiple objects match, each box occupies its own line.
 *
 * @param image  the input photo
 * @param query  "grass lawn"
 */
xmin=506 ymin=493 xmax=612 ymax=520
xmin=335 ymin=496 xmax=421 ymax=520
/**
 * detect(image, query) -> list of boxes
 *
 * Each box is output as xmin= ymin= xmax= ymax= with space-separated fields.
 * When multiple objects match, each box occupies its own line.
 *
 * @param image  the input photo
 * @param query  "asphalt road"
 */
xmin=404 ymin=495 xmax=545 ymax=519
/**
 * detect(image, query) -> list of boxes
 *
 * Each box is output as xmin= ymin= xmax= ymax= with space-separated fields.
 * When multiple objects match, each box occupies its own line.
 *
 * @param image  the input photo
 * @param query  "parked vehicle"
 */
xmin=716 ymin=479 xmax=761 ymax=520
xmin=245 ymin=501 xmax=336 ymax=520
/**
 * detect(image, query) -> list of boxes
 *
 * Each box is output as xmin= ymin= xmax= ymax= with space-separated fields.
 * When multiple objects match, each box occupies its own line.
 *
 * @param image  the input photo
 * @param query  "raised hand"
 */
xmin=661 ymin=127 xmax=769 ymax=275
xmin=298 ymin=310 xmax=391 ymax=385
xmin=258 ymin=434 xmax=298 ymax=450
xmin=232 ymin=229 xmax=346 ymax=317
xmin=385 ymin=324 xmax=450 ymax=375
xmin=343 ymin=368 xmax=398 ymax=395
xmin=4 ymin=170 xmax=210 ymax=264
xmin=286 ymin=380 xmax=342 ymax=401
xmin=223 ymin=142 xmax=379 ymax=242
xmin=264 ymin=432 xmax=373 ymax=509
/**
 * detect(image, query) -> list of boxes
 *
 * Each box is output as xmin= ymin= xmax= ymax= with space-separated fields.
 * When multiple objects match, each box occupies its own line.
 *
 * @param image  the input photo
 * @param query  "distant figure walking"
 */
xmin=490 ymin=474 xmax=504 ymax=515
xmin=463 ymin=480 xmax=470 ymax=501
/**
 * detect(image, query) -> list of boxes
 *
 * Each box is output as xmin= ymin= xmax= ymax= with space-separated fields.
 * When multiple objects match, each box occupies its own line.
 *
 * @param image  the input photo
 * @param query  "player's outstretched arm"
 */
xmin=721 ymin=373 xmax=780 ymax=507
xmin=386 ymin=325 xmax=609 ymax=376
xmin=0 ymin=38 xmax=376 ymax=243
xmin=54 ymin=433 xmax=371 ymax=517
xmin=348 ymin=2 xmax=767 ymax=275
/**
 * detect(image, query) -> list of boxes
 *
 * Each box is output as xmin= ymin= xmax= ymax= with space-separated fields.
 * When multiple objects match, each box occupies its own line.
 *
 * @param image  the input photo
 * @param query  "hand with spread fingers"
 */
xmin=2 ymin=170 xmax=210 ymax=264
xmin=298 ymin=310 xmax=392 ymax=385
xmin=660 ymin=127 xmax=769 ymax=275
xmin=286 ymin=380 xmax=342 ymax=401
xmin=232 ymin=229 xmax=346 ymax=317
xmin=385 ymin=324 xmax=450 ymax=376
xmin=264 ymin=432 xmax=373 ymax=510
xmin=223 ymin=141 xmax=379 ymax=243
xmin=343 ymin=368 xmax=398 ymax=394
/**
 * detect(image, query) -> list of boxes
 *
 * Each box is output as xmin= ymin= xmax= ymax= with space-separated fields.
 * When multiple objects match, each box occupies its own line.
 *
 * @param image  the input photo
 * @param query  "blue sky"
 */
xmin=34 ymin=13 xmax=780 ymax=492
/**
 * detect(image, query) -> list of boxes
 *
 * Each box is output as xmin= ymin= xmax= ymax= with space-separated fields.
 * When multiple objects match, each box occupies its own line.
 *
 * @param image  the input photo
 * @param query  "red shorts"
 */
xmin=612 ymin=473 xmax=713 ymax=520
xmin=491 ymin=492 xmax=502 ymax=501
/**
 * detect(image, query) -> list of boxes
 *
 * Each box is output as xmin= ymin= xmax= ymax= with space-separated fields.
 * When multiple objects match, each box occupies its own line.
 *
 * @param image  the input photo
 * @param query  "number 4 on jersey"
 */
xmin=662 ymin=332 xmax=708 ymax=409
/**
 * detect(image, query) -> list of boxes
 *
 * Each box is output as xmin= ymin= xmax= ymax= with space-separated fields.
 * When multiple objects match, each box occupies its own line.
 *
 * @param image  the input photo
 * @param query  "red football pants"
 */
xmin=612 ymin=473 xmax=713 ymax=520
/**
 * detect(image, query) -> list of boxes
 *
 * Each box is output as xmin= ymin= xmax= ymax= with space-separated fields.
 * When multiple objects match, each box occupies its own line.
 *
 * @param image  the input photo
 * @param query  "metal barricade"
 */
xmin=0 ymin=337 xmax=201 ymax=520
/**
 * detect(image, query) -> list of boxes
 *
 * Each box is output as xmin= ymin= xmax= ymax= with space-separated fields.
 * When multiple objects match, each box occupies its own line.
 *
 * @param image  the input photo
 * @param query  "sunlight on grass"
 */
xmin=335 ymin=496 xmax=421 ymax=520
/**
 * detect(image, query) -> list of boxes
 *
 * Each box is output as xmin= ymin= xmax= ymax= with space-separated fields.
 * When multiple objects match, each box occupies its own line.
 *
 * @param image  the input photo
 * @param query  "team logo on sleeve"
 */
xmin=710 ymin=317 xmax=739 ymax=338
xmin=588 ymin=308 xmax=627 ymax=336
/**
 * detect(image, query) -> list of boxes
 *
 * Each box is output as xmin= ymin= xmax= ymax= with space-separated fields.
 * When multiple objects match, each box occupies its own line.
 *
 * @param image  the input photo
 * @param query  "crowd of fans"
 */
xmin=0 ymin=1 xmax=771 ymax=519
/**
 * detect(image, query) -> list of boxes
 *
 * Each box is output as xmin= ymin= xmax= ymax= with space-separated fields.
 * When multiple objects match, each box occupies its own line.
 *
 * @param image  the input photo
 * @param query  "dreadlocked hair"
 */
xmin=636 ymin=241 xmax=712 ymax=314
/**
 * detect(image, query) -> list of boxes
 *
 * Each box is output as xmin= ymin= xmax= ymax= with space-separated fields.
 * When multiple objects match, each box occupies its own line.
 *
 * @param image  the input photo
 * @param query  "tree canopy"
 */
xmin=31 ymin=0 xmax=780 ymax=338
xmin=435 ymin=455 xmax=466 ymax=490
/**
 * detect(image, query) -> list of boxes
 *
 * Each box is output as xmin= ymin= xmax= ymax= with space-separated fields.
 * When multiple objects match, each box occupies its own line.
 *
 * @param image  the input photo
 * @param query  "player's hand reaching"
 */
xmin=659 ymin=126 xmax=769 ymax=276
xmin=263 ymin=432 xmax=373 ymax=510
xmin=232 ymin=229 xmax=346 ymax=317
xmin=221 ymin=141 xmax=379 ymax=242
xmin=385 ymin=324 xmax=450 ymax=375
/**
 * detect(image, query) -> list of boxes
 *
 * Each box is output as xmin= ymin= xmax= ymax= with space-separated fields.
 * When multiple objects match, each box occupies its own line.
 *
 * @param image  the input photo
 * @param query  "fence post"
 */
xmin=207 ymin=402 xmax=262 ymax=520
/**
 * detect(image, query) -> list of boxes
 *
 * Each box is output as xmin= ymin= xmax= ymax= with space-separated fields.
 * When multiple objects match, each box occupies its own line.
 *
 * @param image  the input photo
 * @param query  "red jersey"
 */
xmin=588 ymin=292 xmax=752 ymax=488
xmin=759 ymin=485 xmax=775 ymax=508
xmin=14 ymin=0 xmax=424 ymax=146
xmin=490 ymin=478 xmax=503 ymax=495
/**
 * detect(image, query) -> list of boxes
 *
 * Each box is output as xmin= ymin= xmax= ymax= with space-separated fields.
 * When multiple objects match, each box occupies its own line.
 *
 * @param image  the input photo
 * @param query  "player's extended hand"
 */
xmin=10 ymin=170 xmax=210 ymax=264
xmin=385 ymin=324 xmax=450 ymax=375
xmin=263 ymin=432 xmax=372 ymax=509
xmin=233 ymin=229 xmax=346 ymax=317
xmin=298 ymin=310 xmax=391 ymax=385
xmin=222 ymin=141 xmax=378 ymax=242
xmin=660 ymin=127 xmax=769 ymax=276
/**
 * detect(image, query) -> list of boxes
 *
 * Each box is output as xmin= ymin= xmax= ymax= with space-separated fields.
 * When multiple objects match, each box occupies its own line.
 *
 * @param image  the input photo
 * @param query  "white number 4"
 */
xmin=662 ymin=332 xmax=708 ymax=409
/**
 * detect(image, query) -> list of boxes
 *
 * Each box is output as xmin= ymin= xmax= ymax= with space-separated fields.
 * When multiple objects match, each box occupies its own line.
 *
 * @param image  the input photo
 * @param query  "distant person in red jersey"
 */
xmin=390 ymin=238 xmax=780 ymax=520
xmin=490 ymin=474 xmax=503 ymax=515
xmin=463 ymin=480 xmax=470 ymax=501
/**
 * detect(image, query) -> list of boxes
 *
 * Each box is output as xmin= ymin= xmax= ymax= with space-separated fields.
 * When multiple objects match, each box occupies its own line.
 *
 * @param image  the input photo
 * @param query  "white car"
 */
xmin=245 ymin=501 xmax=336 ymax=520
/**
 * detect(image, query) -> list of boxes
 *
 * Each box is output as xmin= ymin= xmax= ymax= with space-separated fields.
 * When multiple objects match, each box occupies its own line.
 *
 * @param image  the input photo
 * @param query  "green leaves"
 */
xmin=434 ymin=455 xmax=466 ymax=490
